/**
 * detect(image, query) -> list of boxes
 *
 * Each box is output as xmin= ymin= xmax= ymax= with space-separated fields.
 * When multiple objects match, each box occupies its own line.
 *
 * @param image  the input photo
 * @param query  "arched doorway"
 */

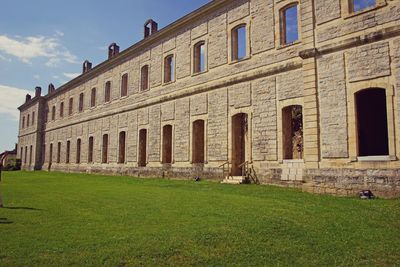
xmin=231 ymin=113 xmax=248 ymax=176
xmin=138 ymin=129 xmax=147 ymax=167
xmin=356 ymin=88 xmax=389 ymax=156
xmin=282 ymin=105 xmax=303 ymax=160
xmin=192 ymin=120 xmax=205 ymax=164
xmin=162 ymin=125 xmax=173 ymax=164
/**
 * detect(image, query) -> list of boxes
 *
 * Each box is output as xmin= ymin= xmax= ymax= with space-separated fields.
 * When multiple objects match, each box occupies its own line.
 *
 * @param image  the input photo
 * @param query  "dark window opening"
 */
xmin=88 ymin=136 xmax=94 ymax=163
xmin=91 ymin=88 xmax=96 ymax=107
xmin=141 ymin=65 xmax=149 ymax=91
xmin=69 ymin=98 xmax=73 ymax=115
xmin=231 ymin=113 xmax=247 ymax=176
xmin=356 ymin=88 xmax=389 ymax=156
xmin=60 ymin=102 xmax=64 ymax=118
xmin=105 ymin=81 xmax=111 ymax=103
xmin=121 ymin=74 xmax=128 ymax=97
xmin=138 ymin=129 xmax=147 ymax=167
xmin=76 ymin=139 xmax=81 ymax=164
xmin=282 ymin=105 xmax=303 ymax=160
xmin=57 ymin=142 xmax=61 ymax=163
xmin=32 ymin=111 xmax=35 ymax=125
xmin=66 ymin=141 xmax=70 ymax=164
xmin=192 ymin=120 xmax=205 ymax=164
xmin=281 ymin=4 xmax=299 ymax=45
xmin=118 ymin=131 xmax=126 ymax=164
xmin=49 ymin=144 xmax=53 ymax=165
xmin=27 ymin=114 xmax=30 ymax=127
xmin=22 ymin=116 xmax=25 ymax=128
xmin=164 ymin=55 xmax=174 ymax=83
xmin=162 ymin=125 xmax=173 ymax=164
xmin=232 ymin=25 xmax=247 ymax=61
xmin=29 ymin=145 xmax=32 ymax=166
xmin=79 ymin=93 xmax=84 ymax=112
xmin=102 ymin=134 xmax=108 ymax=163
xmin=52 ymin=106 xmax=56 ymax=120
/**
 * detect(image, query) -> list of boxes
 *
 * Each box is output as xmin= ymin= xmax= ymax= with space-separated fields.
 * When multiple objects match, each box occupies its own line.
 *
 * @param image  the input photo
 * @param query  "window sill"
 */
xmin=357 ymin=155 xmax=395 ymax=162
xmin=277 ymin=40 xmax=301 ymax=50
xmin=163 ymin=80 xmax=176 ymax=86
xmin=120 ymin=95 xmax=128 ymax=99
xmin=229 ymin=56 xmax=251 ymax=65
xmin=191 ymin=70 xmax=208 ymax=77
xmin=139 ymin=88 xmax=150 ymax=93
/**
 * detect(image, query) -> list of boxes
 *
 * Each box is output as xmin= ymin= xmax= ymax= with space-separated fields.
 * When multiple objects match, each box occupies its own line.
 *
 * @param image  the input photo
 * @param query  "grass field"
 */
xmin=0 ymin=171 xmax=399 ymax=266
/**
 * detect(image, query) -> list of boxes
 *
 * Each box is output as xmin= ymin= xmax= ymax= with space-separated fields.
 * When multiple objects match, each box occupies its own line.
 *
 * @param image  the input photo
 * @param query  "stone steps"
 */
xmin=221 ymin=176 xmax=244 ymax=184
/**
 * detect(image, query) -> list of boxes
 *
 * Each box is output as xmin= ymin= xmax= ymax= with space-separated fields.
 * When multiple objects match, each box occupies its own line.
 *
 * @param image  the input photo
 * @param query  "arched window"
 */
xmin=91 ymin=88 xmax=96 ymax=107
xmin=76 ymin=139 xmax=81 ymax=164
xmin=231 ymin=24 xmax=247 ymax=61
xmin=141 ymin=65 xmax=149 ymax=91
xmin=52 ymin=106 xmax=56 ymax=120
xmin=280 ymin=3 xmax=299 ymax=45
xmin=118 ymin=131 xmax=126 ymax=164
xmin=164 ymin=55 xmax=174 ymax=83
xmin=282 ymin=105 xmax=303 ymax=160
xmin=351 ymin=0 xmax=375 ymax=12
xmin=162 ymin=125 xmax=173 ymax=164
xmin=60 ymin=102 xmax=64 ymax=118
xmin=138 ymin=129 xmax=147 ymax=167
xmin=104 ymin=81 xmax=111 ymax=103
xmin=66 ymin=140 xmax=70 ymax=164
xmin=79 ymin=93 xmax=84 ymax=112
xmin=356 ymin=88 xmax=389 ymax=156
xmin=88 ymin=136 xmax=94 ymax=163
xmin=102 ymin=134 xmax=108 ymax=163
xmin=121 ymin=73 xmax=128 ymax=97
xmin=192 ymin=120 xmax=205 ymax=164
xmin=193 ymin=41 xmax=205 ymax=73
xmin=69 ymin=97 xmax=73 ymax=115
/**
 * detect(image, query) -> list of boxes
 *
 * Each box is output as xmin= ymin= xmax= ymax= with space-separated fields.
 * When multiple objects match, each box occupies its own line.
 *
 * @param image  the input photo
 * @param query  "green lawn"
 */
xmin=0 ymin=171 xmax=399 ymax=266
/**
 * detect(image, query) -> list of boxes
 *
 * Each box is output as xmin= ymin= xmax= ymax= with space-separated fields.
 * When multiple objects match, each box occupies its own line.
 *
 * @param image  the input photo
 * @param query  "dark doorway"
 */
xmin=102 ymin=134 xmax=108 ymax=164
xmin=282 ymin=105 xmax=303 ymax=160
xmin=231 ymin=113 xmax=247 ymax=176
xmin=162 ymin=125 xmax=173 ymax=164
xmin=356 ymin=88 xmax=389 ymax=156
xmin=192 ymin=120 xmax=205 ymax=164
xmin=138 ymin=129 xmax=147 ymax=167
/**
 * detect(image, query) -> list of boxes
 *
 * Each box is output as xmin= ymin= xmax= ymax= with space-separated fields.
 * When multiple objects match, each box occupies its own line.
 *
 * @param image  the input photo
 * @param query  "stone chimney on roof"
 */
xmin=108 ymin=43 xmax=120 ymax=59
xmin=48 ymin=83 xmax=55 ymax=94
xmin=144 ymin=19 xmax=158 ymax=38
xmin=35 ymin=86 xmax=42 ymax=97
xmin=25 ymin=94 xmax=31 ymax=103
xmin=83 ymin=60 xmax=92 ymax=74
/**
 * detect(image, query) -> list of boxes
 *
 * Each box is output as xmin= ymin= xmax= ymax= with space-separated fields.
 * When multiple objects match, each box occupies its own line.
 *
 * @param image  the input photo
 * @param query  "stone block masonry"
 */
xmin=17 ymin=0 xmax=400 ymax=198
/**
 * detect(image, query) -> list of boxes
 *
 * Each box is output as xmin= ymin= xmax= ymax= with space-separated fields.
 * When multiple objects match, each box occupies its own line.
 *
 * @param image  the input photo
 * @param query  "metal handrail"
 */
xmin=218 ymin=161 xmax=231 ymax=180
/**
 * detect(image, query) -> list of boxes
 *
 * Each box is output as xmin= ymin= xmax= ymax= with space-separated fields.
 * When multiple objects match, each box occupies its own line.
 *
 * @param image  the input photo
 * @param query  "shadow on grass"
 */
xmin=2 ymin=207 xmax=42 ymax=211
xmin=0 ymin=218 xmax=13 ymax=224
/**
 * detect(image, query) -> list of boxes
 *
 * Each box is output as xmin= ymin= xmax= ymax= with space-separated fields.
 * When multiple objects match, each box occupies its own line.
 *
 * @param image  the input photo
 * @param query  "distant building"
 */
xmin=17 ymin=0 xmax=400 ymax=198
xmin=0 ymin=145 xmax=18 ymax=169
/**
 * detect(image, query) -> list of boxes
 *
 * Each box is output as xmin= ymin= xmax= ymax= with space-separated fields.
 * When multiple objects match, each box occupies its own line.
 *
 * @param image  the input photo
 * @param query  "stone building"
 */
xmin=17 ymin=0 xmax=400 ymax=198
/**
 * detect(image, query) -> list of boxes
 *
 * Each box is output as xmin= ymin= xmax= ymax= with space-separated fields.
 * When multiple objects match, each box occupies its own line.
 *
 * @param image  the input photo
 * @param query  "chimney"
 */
xmin=144 ymin=19 xmax=158 ymax=38
xmin=83 ymin=60 xmax=92 ymax=73
xmin=35 ymin=86 xmax=42 ymax=97
xmin=48 ymin=83 xmax=55 ymax=94
xmin=25 ymin=94 xmax=32 ymax=103
xmin=108 ymin=43 xmax=120 ymax=59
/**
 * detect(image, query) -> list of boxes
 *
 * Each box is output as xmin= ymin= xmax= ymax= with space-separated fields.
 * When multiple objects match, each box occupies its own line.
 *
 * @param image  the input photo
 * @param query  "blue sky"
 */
xmin=0 ymin=0 xmax=209 ymax=152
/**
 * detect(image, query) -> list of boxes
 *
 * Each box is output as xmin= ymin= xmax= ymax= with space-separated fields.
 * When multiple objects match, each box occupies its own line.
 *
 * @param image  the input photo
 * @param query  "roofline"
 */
xmin=39 ymin=0 xmax=230 ymax=102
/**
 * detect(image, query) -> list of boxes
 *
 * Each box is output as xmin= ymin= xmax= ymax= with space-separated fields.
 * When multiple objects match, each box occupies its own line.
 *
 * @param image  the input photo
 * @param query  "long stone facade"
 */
xmin=17 ymin=0 xmax=400 ymax=198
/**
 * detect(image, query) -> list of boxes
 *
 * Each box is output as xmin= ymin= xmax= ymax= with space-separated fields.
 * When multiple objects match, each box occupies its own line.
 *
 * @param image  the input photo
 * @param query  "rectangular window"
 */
xmin=118 ymin=131 xmax=126 ymax=164
xmin=76 ymin=139 xmax=81 ymax=164
xmin=194 ymin=42 xmax=205 ymax=73
xmin=60 ymin=102 xmax=64 ymax=118
xmin=121 ymin=74 xmax=128 ymax=97
xmin=164 ymin=55 xmax=174 ymax=83
xmin=232 ymin=25 xmax=247 ymax=61
xmin=79 ymin=93 xmax=84 ymax=112
xmin=102 ymin=134 xmax=108 ymax=163
xmin=69 ymin=98 xmax=73 ymax=115
xmin=91 ymin=88 xmax=96 ymax=107
xmin=66 ymin=141 xmax=70 ymax=164
xmin=105 ymin=82 xmax=111 ymax=103
xmin=281 ymin=4 xmax=299 ymax=45
xmin=57 ymin=142 xmax=61 ymax=163
xmin=141 ymin=66 xmax=149 ymax=91
xmin=32 ymin=111 xmax=35 ymax=125
xmin=52 ymin=106 xmax=56 ymax=120
xmin=351 ymin=0 xmax=376 ymax=12
xmin=88 ymin=136 xmax=94 ymax=163
xmin=27 ymin=114 xmax=30 ymax=127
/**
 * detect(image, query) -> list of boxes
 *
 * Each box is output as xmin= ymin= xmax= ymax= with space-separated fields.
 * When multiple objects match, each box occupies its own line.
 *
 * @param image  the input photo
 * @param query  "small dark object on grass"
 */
xmin=194 ymin=176 xmax=201 ymax=182
xmin=359 ymin=190 xmax=375 ymax=199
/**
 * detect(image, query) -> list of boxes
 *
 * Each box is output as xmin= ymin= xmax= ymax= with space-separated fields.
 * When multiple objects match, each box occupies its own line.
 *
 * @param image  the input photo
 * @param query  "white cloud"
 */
xmin=33 ymin=74 xmax=40 ymax=80
xmin=0 ymin=34 xmax=79 ymax=67
xmin=0 ymin=54 xmax=11 ymax=62
xmin=54 ymin=30 xmax=64 ymax=37
xmin=0 ymin=85 xmax=31 ymax=120
xmin=63 ymin=72 xmax=80 ymax=79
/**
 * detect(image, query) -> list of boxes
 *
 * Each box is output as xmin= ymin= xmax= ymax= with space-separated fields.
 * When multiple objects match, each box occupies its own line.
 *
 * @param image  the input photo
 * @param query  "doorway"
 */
xmin=231 ymin=113 xmax=247 ymax=176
